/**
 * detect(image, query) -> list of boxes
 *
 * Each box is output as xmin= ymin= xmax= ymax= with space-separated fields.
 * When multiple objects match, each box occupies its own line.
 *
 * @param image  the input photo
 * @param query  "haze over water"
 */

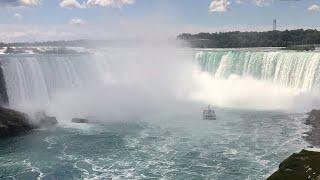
xmin=0 ymin=46 xmax=316 ymax=179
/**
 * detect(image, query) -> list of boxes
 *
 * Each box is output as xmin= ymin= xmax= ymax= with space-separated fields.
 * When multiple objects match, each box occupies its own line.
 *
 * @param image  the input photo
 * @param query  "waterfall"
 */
xmin=196 ymin=51 xmax=320 ymax=90
xmin=1 ymin=50 xmax=320 ymax=112
xmin=0 ymin=54 xmax=108 ymax=108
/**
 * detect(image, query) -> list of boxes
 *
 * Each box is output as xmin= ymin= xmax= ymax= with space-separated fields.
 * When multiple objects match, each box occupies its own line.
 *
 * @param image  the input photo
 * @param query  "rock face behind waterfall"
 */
xmin=0 ymin=107 xmax=34 ymax=137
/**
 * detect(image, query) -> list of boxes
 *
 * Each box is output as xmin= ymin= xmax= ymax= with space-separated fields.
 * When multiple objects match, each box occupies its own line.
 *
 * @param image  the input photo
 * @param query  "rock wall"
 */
xmin=267 ymin=150 xmax=320 ymax=180
xmin=0 ymin=63 xmax=8 ymax=106
xmin=305 ymin=109 xmax=320 ymax=146
xmin=0 ymin=107 xmax=34 ymax=137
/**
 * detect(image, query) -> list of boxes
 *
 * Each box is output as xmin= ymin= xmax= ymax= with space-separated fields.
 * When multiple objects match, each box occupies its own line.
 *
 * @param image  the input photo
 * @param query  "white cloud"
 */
xmin=0 ymin=0 xmax=40 ymax=7
xmin=59 ymin=0 xmax=135 ymax=9
xmin=20 ymin=0 xmax=40 ymax=6
xmin=0 ymin=0 xmax=41 ymax=7
xmin=209 ymin=0 xmax=231 ymax=12
xmin=86 ymin=0 xmax=135 ymax=8
xmin=60 ymin=0 xmax=85 ymax=9
xmin=308 ymin=4 xmax=320 ymax=12
xmin=254 ymin=0 xmax=300 ymax=7
xmin=255 ymin=0 xmax=274 ymax=7
xmin=69 ymin=18 xmax=86 ymax=26
xmin=13 ymin=13 xmax=23 ymax=19
xmin=235 ymin=0 xmax=244 ymax=4
xmin=233 ymin=0 xmax=300 ymax=7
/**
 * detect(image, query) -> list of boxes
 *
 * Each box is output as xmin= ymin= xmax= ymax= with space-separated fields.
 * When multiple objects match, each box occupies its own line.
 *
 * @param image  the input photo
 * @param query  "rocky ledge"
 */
xmin=268 ymin=110 xmax=320 ymax=179
xmin=34 ymin=111 xmax=58 ymax=128
xmin=72 ymin=118 xmax=89 ymax=124
xmin=0 ymin=107 xmax=58 ymax=138
xmin=305 ymin=110 xmax=320 ymax=146
xmin=0 ymin=107 xmax=34 ymax=137
xmin=267 ymin=149 xmax=320 ymax=180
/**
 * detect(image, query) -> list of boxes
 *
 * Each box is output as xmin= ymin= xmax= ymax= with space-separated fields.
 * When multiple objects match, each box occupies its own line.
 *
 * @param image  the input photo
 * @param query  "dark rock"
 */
xmin=72 ymin=118 xmax=89 ymax=124
xmin=0 ymin=107 xmax=34 ymax=137
xmin=305 ymin=109 xmax=320 ymax=146
xmin=34 ymin=111 xmax=58 ymax=128
xmin=39 ymin=116 xmax=58 ymax=127
xmin=284 ymin=168 xmax=293 ymax=172
xmin=0 ymin=63 xmax=9 ymax=106
xmin=267 ymin=150 xmax=320 ymax=180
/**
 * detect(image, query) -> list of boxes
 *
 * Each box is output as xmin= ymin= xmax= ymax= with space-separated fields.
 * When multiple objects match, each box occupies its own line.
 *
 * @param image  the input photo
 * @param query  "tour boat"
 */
xmin=203 ymin=105 xmax=216 ymax=120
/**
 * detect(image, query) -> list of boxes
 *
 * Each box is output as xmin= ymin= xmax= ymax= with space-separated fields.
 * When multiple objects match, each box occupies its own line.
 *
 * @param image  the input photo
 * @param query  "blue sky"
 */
xmin=1 ymin=0 xmax=320 ymax=42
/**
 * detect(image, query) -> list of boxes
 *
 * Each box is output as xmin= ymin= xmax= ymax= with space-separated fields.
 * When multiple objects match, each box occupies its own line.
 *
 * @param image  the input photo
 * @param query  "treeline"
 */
xmin=177 ymin=29 xmax=320 ymax=48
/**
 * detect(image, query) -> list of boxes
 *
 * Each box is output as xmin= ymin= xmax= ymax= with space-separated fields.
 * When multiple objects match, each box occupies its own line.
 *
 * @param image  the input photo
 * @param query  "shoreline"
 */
xmin=304 ymin=110 xmax=320 ymax=147
xmin=267 ymin=110 xmax=320 ymax=179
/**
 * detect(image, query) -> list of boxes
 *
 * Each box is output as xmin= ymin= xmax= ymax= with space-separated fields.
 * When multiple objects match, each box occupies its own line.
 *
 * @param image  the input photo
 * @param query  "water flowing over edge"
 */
xmin=2 ymin=50 xmax=320 ymax=115
xmin=196 ymin=51 xmax=320 ymax=90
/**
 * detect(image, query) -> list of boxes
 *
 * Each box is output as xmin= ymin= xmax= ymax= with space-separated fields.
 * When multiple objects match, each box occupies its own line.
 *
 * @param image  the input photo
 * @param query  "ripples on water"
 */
xmin=0 ymin=108 xmax=309 ymax=180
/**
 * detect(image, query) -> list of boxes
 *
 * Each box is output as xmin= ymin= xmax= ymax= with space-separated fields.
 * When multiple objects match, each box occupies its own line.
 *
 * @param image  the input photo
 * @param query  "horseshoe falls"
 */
xmin=192 ymin=50 xmax=320 ymax=111
xmin=4 ymin=50 xmax=320 ymax=111
xmin=0 ymin=49 xmax=314 ymax=180
xmin=196 ymin=51 xmax=320 ymax=90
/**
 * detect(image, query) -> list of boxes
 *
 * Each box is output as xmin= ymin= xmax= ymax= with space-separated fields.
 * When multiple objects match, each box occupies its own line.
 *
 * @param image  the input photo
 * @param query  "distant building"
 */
xmin=273 ymin=19 xmax=277 ymax=31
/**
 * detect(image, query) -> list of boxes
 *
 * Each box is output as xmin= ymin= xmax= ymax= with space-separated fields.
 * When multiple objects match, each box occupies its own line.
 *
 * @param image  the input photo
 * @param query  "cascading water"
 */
xmin=2 ymin=50 xmax=320 ymax=112
xmin=1 ymin=54 xmax=109 ymax=110
xmin=0 ymin=48 xmax=196 ymax=119
xmin=196 ymin=51 xmax=320 ymax=90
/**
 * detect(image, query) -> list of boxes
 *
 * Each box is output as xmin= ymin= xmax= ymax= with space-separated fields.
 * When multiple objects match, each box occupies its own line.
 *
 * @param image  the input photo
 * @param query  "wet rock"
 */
xmin=72 ymin=118 xmax=89 ymax=124
xmin=0 ymin=107 xmax=34 ymax=137
xmin=305 ymin=109 xmax=320 ymax=146
xmin=34 ymin=111 xmax=58 ymax=128
xmin=0 ymin=64 xmax=8 ymax=106
xmin=38 ymin=116 xmax=58 ymax=127
xmin=268 ymin=150 xmax=320 ymax=180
